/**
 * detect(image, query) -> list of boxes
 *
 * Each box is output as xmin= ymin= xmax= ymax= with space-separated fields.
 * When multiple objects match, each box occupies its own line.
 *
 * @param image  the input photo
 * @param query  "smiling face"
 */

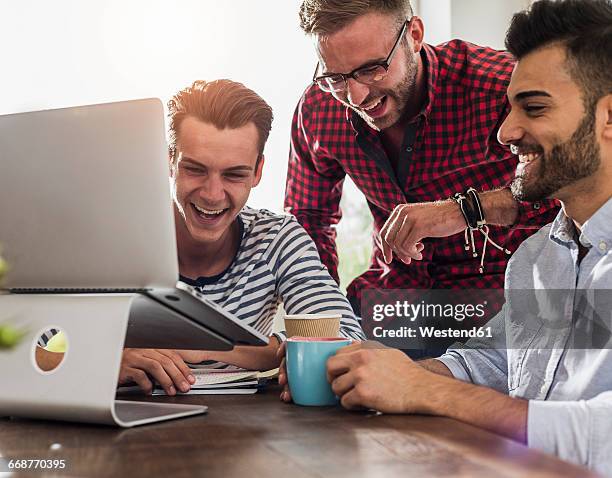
xmin=315 ymin=12 xmax=422 ymax=131
xmin=171 ymin=116 xmax=263 ymax=248
xmin=498 ymin=44 xmax=602 ymax=202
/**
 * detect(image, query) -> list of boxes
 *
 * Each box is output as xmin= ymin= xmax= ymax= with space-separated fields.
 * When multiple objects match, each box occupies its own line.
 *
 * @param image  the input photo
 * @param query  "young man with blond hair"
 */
xmin=119 ymin=80 xmax=364 ymax=395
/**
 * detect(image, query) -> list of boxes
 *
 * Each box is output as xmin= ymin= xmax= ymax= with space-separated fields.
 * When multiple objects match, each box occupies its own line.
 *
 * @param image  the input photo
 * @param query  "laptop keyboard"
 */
xmin=9 ymin=288 xmax=149 ymax=294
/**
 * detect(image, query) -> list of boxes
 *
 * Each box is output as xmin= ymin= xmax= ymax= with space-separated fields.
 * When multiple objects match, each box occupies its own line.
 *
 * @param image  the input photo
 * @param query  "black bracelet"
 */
xmin=452 ymin=192 xmax=478 ymax=229
xmin=465 ymin=188 xmax=486 ymax=227
xmin=452 ymin=188 xmax=511 ymax=272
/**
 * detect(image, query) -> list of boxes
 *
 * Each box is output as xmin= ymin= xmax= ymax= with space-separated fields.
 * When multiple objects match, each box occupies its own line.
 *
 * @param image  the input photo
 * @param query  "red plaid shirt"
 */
xmin=285 ymin=40 xmax=559 ymax=304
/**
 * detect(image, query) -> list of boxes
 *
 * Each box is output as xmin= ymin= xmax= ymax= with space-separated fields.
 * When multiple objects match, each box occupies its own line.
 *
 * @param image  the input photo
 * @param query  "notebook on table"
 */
xmin=117 ymin=369 xmax=269 ymax=396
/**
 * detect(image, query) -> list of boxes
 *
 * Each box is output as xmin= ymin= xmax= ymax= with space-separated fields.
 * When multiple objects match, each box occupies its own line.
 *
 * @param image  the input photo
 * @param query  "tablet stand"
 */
xmin=0 ymin=293 xmax=231 ymax=427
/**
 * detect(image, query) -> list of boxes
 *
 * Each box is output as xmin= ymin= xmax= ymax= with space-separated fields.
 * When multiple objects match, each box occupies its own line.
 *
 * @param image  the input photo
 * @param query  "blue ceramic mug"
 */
xmin=286 ymin=337 xmax=352 ymax=406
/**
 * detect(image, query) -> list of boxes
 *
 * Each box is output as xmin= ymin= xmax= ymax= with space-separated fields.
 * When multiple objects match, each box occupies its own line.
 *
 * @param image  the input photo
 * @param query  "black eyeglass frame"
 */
xmin=312 ymin=17 xmax=412 ymax=93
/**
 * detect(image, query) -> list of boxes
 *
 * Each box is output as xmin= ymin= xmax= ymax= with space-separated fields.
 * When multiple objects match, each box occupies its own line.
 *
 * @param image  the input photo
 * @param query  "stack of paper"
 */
xmin=152 ymin=369 xmax=260 ymax=395
xmin=117 ymin=368 xmax=278 ymax=396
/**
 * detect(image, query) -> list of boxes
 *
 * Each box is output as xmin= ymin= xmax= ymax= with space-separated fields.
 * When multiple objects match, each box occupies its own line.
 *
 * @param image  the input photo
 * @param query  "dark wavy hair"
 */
xmin=505 ymin=0 xmax=612 ymax=109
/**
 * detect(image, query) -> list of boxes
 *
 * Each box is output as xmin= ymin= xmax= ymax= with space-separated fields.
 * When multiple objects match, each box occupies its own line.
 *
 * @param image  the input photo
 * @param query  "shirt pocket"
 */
xmin=507 ymin=322 xmax=543 ymax=391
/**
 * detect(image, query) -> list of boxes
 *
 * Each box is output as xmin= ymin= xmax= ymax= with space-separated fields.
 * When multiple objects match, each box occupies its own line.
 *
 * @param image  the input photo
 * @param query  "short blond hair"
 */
xmin=167 ymin=79 xmax=273 ymax=163
xmin=299 ymin=0 xmax=413 ymax=35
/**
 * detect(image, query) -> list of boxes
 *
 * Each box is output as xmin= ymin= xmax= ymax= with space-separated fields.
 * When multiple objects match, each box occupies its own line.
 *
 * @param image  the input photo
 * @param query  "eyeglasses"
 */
xmin=312 ymin=18 xmax=411 ymax=94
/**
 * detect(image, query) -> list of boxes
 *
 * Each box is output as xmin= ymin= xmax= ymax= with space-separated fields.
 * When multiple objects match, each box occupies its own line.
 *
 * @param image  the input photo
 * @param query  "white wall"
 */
xmin=1 ymin=0 xmax=534 ymax=215
xmin=1 ymin=0 xmax=316 ymax=212
xmin=415 ymin=0 xmax=453 ymax=45
xmin=451 ymin=0 xmax=531 ymax=49
xmin=416 ymin=0 xmax=531 ymax=49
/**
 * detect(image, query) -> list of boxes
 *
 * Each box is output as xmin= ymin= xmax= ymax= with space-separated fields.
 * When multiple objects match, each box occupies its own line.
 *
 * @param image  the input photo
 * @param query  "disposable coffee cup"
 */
xmin=284 ymin=314 xmax=341 ymax=338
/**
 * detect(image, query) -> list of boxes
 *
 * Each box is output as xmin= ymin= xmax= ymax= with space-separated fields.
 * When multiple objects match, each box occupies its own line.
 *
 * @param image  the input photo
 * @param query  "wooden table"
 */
xmin=0 ymin=385 xmax=596 ymax=478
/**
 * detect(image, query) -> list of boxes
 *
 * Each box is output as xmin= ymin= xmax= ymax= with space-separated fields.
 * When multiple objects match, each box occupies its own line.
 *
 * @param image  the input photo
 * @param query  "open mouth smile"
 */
xmin=191 ymin=203 xmax=229 ymax=223
xmin=361 ymin=96 xmax=387 ymax=118
xmin=518 ymin=152 xmax=542 ymax=164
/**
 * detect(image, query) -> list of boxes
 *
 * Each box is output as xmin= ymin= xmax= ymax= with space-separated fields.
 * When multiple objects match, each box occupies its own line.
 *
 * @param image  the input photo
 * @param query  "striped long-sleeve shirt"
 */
xmin=177 ymin=206 xmax=365 ymax=368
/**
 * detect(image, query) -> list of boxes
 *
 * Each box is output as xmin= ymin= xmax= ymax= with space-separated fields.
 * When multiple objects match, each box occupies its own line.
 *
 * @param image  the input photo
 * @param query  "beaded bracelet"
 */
xmin=451 ymin=189 xmax=511 ymax=273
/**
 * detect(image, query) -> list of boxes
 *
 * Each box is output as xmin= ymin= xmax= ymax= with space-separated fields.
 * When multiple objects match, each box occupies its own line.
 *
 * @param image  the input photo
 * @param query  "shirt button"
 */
xmin=406 ymin=146 xmax=413 ymax=152
xmin=599 ymin=241 xmax=608 ymax=252
xmin=533 ymin=202 xmax=541 ymax=210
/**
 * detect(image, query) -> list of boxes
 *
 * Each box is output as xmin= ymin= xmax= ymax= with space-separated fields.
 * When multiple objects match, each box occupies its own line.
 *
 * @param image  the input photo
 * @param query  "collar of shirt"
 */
xmin=579 ymin=197 xmax=612 ymax=255
xmin=549 ymin=197 xmax=612 ymax=254
xmin=418 ymin=43 xmax=439 ymax=119
xmin=178 ymin=214 xmax=245 ymax=286
xmin=549 ymin=210 xmax=577 ymax=248
xmin=347 ymin=43 xmax=439 ymax=134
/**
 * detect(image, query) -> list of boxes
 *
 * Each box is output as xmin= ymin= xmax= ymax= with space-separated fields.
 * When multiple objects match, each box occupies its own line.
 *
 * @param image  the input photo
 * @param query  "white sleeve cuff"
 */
xmin=527 ymin=399 xmax=589 ymax=467
xmin=434 ymin=355 xmax=472 ymax=382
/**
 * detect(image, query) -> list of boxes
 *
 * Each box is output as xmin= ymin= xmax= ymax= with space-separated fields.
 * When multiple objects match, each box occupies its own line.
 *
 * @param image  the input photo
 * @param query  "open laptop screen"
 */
xmin=0 ymin=99 xmax=178 ymax=290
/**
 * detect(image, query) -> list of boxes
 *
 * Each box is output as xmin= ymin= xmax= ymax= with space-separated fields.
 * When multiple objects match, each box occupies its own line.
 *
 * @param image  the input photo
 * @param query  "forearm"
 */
xmin=418 ymin=358 xmax=454 ymax=377
xmin=480 ymin=187 xmax=560 ymax=229
xmin=206 ymin=336 xmax=281 ymax=371
xmin=424 ymin=373 xmax=527 ymax=443
xmin=479 ymin=188 xmax=519 ymax=226
xmin=436 ymin=188 xmax=518 ymax=231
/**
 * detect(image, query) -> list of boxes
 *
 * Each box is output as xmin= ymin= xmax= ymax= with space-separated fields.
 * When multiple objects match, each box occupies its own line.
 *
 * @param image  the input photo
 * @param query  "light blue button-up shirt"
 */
xmin=437 ymin=197 xmax=612 ymax=475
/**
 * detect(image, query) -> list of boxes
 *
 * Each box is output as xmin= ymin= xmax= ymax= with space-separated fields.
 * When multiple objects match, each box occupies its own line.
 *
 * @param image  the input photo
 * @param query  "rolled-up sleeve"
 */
xmin=512 ymin=198 xmax=560 ymax=230
xmin=273 ymin=216 xmax=365 ymax=342
xmin=434 ymin=307 xmax=510 ymax=393
xmin=434 ymin=353 xmax=472 ymax=382
xmin=528 ymin=392 xmax=612 ymax=475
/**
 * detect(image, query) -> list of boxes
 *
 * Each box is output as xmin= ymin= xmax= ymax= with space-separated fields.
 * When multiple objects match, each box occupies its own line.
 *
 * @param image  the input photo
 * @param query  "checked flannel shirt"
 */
xmin=285 ymin=40 xmax=559 ymax=305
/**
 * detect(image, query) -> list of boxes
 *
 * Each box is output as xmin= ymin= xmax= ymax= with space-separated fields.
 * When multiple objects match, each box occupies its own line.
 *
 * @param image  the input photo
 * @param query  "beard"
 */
xmin=510 ymin=110 xmax=601 ymax=202
xmin=341 ymin=47 xmax=419 ymax=131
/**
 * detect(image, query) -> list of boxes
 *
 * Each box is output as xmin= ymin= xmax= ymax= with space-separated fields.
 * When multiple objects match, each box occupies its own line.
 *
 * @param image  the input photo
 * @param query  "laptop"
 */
xmin=0 ymin=99 xmax=268 ymax=426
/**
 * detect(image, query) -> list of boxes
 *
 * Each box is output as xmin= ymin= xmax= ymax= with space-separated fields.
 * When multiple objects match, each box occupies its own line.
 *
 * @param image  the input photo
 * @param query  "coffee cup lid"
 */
xmin=286 ymin=336 xmax=350 ymax=342
xmin=284 ymin=314 xmax=342 ymax=320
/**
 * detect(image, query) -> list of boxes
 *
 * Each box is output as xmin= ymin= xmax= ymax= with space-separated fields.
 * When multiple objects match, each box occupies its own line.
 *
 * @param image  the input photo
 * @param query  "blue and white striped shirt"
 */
xmin=177 ymin=207 xmax=365 ymax=367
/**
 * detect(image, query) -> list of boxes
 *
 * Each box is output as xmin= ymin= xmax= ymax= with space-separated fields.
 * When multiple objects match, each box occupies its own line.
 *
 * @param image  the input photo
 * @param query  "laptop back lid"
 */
xmin=0 ymin=98 xmax=177 ymax=290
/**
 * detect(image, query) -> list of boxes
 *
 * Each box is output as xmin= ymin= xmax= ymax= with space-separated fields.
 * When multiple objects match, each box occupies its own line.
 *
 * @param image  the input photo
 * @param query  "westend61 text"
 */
xmin=372 ymin=326 xmax=493 ymax=339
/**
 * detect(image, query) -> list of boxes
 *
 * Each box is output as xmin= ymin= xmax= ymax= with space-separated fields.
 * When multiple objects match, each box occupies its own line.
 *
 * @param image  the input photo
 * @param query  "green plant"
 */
xmin=337 ymin=180 xmax=374 ymax=292
xmin=0 ymin=248 xmax=24 ymax=349
xmin=0 ymin=251 xmax=7 ymax=281
xmin=0 ymin=323 xmax=23 ymax=349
